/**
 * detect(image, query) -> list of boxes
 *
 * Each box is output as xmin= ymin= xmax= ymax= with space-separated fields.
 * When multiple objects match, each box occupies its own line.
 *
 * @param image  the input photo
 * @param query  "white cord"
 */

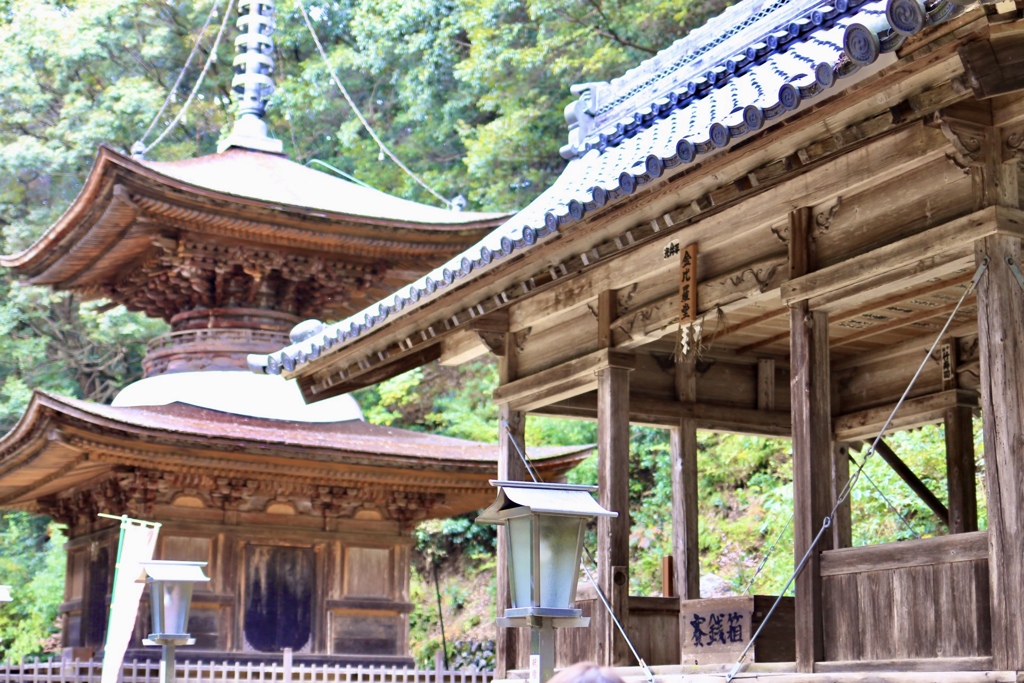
xmin=136 ymin=0 xmax=236 ymax=157
xmin=293 ymin=0 xmax=453 ymax=208
xmin=136 ymin=0 xmax=224 ymax=149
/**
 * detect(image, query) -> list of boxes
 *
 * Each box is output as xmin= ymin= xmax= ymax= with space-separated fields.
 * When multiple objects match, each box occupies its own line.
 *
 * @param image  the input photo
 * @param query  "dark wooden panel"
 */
xmin=243 ymin=545 xmax=313 ymax=653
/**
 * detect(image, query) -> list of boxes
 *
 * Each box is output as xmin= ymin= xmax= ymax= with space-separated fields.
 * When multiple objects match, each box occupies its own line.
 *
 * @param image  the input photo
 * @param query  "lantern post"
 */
xmin=137 ymin=561 xmax=210 ymax=683
xmin=477 ymin=481 xmax=617 ymax=683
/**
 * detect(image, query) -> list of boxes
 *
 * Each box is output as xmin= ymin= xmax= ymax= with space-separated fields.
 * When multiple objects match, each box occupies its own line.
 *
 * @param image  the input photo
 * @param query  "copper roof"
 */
xmin=0 ymin=391 xmax=591 ymax=510
xmin=0 ymin=146 xmax=510 ymax=321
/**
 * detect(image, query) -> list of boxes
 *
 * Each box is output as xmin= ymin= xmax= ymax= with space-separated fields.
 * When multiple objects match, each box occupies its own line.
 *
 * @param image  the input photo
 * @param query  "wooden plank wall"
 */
xmin=820 ymin=532 xmax=990 ymax=662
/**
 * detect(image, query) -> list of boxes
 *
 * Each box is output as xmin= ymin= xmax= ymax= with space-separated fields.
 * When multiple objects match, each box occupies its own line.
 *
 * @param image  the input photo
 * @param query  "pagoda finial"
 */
xmin=219 ymin=0 xmax=284 ymax=154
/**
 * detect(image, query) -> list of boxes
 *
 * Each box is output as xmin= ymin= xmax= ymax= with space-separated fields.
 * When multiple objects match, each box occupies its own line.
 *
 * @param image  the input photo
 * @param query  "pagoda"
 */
xmin=0 ymin=0 xmax=588 ymax=665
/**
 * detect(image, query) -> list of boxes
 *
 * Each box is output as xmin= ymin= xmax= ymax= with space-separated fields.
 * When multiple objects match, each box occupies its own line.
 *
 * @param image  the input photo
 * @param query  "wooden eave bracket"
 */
xmin=492 ymin=348 xmax=635 ymax=412
xmin=781 ymin=206 xmax=1024 ymax=306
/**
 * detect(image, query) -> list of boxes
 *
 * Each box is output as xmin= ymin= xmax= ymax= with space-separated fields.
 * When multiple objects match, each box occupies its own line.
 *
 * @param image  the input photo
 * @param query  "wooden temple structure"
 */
xmin=0 ymin=0 xmax=590 ymax=664
xmin=252 ymin=0 xmax=1024 ymax=678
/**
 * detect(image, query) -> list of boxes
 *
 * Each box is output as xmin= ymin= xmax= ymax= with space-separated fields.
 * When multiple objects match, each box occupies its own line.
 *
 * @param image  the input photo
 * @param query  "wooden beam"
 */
xmin=790 ymin=305 xmax=832 ymax=672
xmin=959 ymin=35 xmax=1024 ymax=100
xmin=974 ymin=234 xmax=1024 ymax=669
xmin=298 ymin=344 xmax=441 ymax=400
xmin=834 ymin=389 xmax=978 ymax=441
xmin=781 ymin=207 xmax=1000 ymax=306
xmin=597 ymin=365 xmax=632 ymax=666
xmin=671 ymin=359 xmax=700 ymax=603
xmin=872 ymin=438 xmax=950 ymax=527
xmin=491 ymin=348 xmax=635 ymax=412
xmin=820 ymin=530 xmax=988 ymax=576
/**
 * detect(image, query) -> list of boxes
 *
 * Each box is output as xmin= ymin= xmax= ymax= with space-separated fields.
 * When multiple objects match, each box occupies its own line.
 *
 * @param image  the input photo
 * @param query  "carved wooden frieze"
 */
xmin=39 ymin=466 xmax=448 ymax=530
xmin=97 ymin=238 xmax=386 ymax=322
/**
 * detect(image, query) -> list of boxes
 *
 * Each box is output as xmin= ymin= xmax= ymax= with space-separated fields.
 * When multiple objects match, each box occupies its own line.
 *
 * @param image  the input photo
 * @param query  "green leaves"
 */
xmin=0 ymin=513 xmax=66 ymax=661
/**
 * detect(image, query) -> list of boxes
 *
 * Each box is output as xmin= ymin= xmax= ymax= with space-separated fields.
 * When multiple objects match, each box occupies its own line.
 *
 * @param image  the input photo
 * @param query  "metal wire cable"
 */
xmin=136 ymin=0 xmax=224 ymax=147
xmin=136 ymin=0 xmax=236 ymax=157
xmin=726 ymin=258 xmax=988 ymax=681
xmin=498 ymin=418 xmax=655 ymax=683
xmin=294 ymin=0 xmax=453 ymax=208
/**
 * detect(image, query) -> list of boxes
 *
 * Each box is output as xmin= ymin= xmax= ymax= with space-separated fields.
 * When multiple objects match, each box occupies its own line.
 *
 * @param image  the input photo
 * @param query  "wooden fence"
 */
xmin=0 ymin=656 xmax=495 ymax=683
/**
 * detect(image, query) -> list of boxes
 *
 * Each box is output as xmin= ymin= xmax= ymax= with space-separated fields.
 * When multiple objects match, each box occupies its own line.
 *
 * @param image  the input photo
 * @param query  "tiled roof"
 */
xmin=251 ymin=0 xmax=961 ymax=377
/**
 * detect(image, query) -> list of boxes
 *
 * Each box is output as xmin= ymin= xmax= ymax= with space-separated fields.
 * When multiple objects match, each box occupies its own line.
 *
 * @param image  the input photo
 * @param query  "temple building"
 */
xmin=0 ymin=0 xmax=588 ymax=665
xmin=253 ymin=0 xmax=1024 ymax=679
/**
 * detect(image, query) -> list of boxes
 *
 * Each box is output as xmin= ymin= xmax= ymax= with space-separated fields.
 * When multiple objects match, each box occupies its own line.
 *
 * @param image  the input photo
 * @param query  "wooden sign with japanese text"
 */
xmin=679 ymin=242 xmax=699 ymax=325
xmin=679 ymin=595 xmax=794 ymax=664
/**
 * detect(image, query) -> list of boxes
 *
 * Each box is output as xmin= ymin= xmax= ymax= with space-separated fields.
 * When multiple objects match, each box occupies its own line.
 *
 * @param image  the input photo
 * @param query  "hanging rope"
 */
xmin=499 ymin=419 xmax=656 ymax=683
xmin=725 ymin=258 xmax=989 ymax=681
xmin=293 ymin=0 xmax=454 ymax=208
xmin=133 ymin=0 xmax=236 ymax=158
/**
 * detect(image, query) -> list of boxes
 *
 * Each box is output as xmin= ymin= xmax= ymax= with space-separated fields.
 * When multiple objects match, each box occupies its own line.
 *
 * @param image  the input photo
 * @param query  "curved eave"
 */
xmin=0 ymin=391 xmax=591 ymax=508
xmin=1 ymin=145 xmax=511 ymax=282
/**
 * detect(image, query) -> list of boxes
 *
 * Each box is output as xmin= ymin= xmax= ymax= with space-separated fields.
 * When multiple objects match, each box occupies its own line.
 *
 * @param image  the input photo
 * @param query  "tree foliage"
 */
xmin=0 ymin=512 xmax=66 ymax=660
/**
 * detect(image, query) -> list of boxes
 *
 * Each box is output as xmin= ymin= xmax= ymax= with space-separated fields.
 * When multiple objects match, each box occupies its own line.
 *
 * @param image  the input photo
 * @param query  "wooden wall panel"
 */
xmin=822 ymin=535 xmax=991 ymax=662
xmin=344 ymin=546 xmax=392 ymax=599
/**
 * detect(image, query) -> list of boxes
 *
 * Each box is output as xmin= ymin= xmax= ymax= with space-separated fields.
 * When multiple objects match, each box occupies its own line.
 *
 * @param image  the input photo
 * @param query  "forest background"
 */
xmin=0 ymin=0 xmax=987 ymax=665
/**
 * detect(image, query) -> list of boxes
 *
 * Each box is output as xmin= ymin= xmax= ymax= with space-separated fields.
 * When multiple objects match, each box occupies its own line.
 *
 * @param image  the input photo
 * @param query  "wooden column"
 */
xmin=790 ymin=305 xmax=833 ymax=671
xmin=597 ymin=361 xmax=632 ymax=666
xmin=940 ymin=334 xmax=978 ymax=534
xmin=944 ymin=405 xmax=978 ymax=534
xmin=831 ymin=443 xmax=852 ymax=549
xmin=671 ymin=358 xmax=700 ymax=607
xmin=975 ymin=234 xmax=1024 ymax=670
xmin=496 ymin=335 xmax=527 ymax=677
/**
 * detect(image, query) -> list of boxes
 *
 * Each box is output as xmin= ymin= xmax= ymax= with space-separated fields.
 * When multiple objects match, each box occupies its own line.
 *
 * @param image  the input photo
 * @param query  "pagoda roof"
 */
xmin=0 ymin=391 xmax=590 ymax=516
xmin=0 ymin=146 xmax=509 ymax=321
xmin=251 ymin=0 xmax=966 ymax=390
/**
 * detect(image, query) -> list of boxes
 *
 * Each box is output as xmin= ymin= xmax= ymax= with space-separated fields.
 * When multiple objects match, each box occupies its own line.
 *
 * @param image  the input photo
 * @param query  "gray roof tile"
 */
xmin=251 ymin=0 xmax=961 ymax=377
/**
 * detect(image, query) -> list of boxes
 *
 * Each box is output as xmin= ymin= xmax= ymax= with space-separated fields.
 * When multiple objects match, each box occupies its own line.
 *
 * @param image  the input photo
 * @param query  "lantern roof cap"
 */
xmin=476 ymin=480 xmax=617 ymax=523
xmin=137 ymin=560 xmax=211 ymax=584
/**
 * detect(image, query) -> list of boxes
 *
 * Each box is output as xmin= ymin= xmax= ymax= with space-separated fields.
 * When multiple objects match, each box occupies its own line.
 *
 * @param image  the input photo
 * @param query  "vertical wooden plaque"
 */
xmin=679 ymin=242 xmax=698 ymax=324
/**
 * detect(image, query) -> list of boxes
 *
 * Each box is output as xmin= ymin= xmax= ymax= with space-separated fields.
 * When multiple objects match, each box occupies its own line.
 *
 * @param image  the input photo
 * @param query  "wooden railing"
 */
xmin=0 ymin=658 xmax=494 ymax=683
xmin=820 ymin=531 xmax=991 ymax=663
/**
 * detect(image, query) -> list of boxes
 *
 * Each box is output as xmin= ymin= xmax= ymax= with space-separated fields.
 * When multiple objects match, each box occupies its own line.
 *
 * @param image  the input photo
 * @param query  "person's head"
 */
xmin=547 ymin=662 xmax=627 ymax=683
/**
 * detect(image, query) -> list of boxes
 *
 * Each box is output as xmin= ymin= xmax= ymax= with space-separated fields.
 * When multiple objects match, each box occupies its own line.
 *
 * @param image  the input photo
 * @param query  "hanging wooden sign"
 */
xmin=679 ymin=242 xmax=698 ymax=324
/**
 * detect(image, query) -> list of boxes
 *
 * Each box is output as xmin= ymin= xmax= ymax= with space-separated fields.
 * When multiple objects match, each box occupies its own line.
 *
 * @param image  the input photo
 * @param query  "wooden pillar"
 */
xmin=975 ymin=234 xmax=1024 ymax=670
xmin=944 ymin=405 xmax=977 ymax=534
xmin=496 ymin=336 xmax=527 ymax=677
xmin=831 ymin=443 xmax=852 ymax=549
xmin=790 ymin=305 xmax=833 ymax=671
xmin=597 ymin=362 xmax=632 ymax=666
xmin=941 ymin=337 xmax=977 ymax=534
xmin=671 ymin=358 xmax=700 ymax=607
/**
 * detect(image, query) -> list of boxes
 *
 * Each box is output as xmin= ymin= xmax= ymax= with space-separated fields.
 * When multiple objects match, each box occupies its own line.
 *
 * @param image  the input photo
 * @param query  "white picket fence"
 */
xmin=0 ymin=657 xmax=495 ymax=683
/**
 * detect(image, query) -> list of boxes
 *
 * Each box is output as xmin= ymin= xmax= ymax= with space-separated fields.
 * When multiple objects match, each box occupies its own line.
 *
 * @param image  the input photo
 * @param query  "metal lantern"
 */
xmin=478 ymin=480 xmax=617 ymax=683
xmin=138 ymin=560 xmax=210 ymax=644
xmin=0 ymin=585 xmax=12 ymax=603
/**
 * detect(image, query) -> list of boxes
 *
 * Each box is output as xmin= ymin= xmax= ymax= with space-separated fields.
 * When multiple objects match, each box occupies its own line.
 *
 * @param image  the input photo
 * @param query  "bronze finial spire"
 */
xmin=219 ymin=0 xmax=284 ymax=154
